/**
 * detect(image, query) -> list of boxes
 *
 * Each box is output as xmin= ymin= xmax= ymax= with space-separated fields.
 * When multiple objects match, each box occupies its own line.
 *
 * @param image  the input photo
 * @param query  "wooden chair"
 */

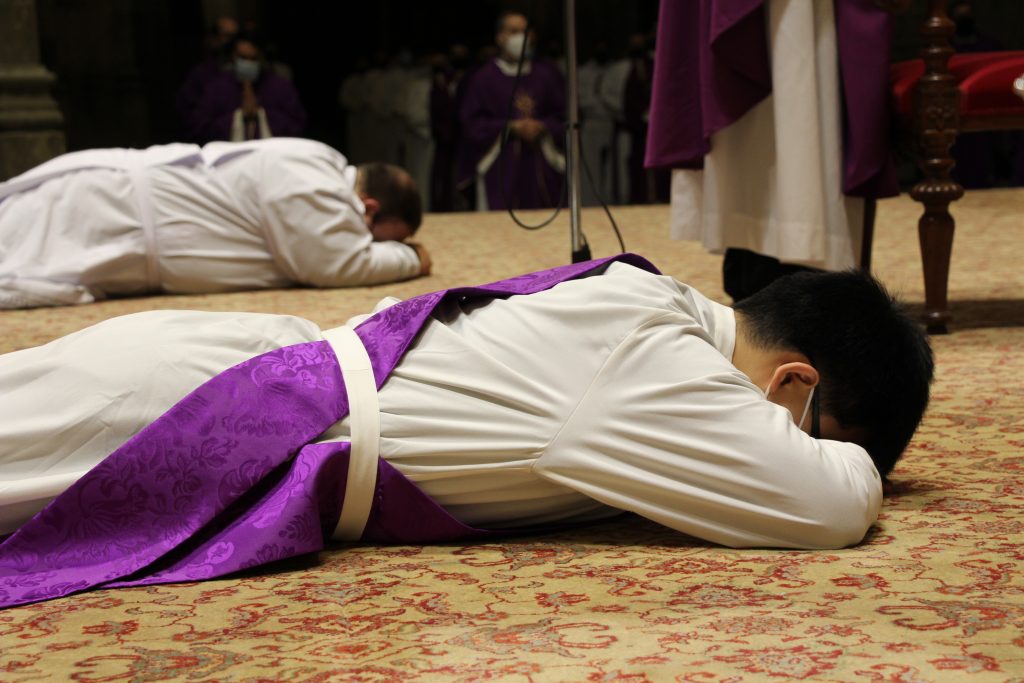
xmin=864 ymin=0 xmax=1024 ymax=334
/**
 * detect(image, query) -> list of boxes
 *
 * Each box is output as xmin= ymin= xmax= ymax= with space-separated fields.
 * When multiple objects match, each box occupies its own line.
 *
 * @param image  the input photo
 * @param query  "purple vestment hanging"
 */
xmin=644 ymin=0 xmax=898 ymax=198
xmin=0 ymin=254 xmax=659 ymax=609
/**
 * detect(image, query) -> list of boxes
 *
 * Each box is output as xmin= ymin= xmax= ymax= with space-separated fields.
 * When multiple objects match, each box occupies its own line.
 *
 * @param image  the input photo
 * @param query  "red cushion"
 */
xmin=959 ymin=57 xmax=1024 ymax=117
xmin=890 ymin=51 xmax=1024 ymax=119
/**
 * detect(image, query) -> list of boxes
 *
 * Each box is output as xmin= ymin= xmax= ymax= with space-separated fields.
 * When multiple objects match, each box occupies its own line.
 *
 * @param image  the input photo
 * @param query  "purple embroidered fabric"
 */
xmin=0 ymin=254 xmax=658 ymax=608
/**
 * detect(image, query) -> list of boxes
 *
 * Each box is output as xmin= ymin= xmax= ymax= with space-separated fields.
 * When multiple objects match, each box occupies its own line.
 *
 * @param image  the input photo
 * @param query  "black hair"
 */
xmin=734 ymin=269 xmax=934 ymax=478
xmin=358 ymin=163 xmax=423 ymax=233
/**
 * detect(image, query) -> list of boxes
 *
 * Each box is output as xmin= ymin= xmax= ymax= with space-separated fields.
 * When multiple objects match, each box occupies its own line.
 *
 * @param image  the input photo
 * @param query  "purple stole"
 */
xmin=0 ymin=254 xmax=659 ymax=609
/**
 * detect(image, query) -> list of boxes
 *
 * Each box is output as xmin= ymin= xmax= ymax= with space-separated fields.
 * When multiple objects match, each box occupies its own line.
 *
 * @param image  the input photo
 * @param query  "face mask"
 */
xmin=503 ymin=33 xmax=529 ymax=61
xmin=234 ymin=57 xmax=261 ymax=82
xmin=763 ymin=382 xmax=816 ymax=432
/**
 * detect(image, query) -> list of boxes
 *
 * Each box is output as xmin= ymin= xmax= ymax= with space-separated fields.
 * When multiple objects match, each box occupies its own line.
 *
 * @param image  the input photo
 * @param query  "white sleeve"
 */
xmin=533 ymin=315 xmax=883 ymax=550
xmin=257 ymin=150 xmax=421 ymax=287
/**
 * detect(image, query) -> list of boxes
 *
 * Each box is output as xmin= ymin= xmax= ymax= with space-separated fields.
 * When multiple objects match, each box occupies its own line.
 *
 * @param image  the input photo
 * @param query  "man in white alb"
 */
xmin=0 ymin=261 xmax=933 ymax=550
xmin=0 ymin=138 xmax=430 ymax=309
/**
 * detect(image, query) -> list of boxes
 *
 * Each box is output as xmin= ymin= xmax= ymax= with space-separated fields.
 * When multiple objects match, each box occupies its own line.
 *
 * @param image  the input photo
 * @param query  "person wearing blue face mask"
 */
xmin=179 ymin=31 xmax=306 ymax=144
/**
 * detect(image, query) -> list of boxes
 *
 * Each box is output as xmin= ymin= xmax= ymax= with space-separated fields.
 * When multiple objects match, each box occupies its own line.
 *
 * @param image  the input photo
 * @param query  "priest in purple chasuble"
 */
xmin=0 ymin=255 xmax=933 ymax=608
xmin=456 ymin=12 xmax=566 ymax=210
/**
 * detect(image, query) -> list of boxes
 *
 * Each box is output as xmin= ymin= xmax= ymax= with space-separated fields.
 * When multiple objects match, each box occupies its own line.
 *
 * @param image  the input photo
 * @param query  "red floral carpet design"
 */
xmin=2 ymin=196 xmax=1023 ymax=681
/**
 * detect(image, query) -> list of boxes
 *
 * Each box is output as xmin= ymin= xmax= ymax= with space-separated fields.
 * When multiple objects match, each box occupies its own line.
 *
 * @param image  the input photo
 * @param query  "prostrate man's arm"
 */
xmin=533 ymin=314 xmax=883 ymax=550
xmin=408 ymin=242 xmax=432 ymax=276
xmin=257 ymin=148 xmax=424 ymax=287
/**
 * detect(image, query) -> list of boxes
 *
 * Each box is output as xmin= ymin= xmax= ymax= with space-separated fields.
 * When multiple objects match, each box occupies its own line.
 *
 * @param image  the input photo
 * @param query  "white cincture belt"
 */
xmin=124 ymin=159 xmax=162 ymax=291
xmin=322 ymin=325 xmax=380 ymax=541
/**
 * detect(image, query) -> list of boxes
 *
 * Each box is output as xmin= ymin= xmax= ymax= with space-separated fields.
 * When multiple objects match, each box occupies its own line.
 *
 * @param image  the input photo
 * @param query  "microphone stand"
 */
xmin=565 ymin=0 xmax=590 ymax=263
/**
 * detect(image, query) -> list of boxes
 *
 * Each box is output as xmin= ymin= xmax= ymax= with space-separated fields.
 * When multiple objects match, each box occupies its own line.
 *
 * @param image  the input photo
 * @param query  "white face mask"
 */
xmin=503 ymin=33 xmax=530 ymax=61
xmin=763 ymin=383 xmax=816 ymax=433
xmin=234 ymin=57 xmax=261 ymax=82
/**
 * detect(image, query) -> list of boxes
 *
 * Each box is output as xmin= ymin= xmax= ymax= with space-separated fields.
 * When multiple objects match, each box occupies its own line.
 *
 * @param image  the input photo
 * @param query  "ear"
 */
xmin=765 ymin=361 xmax=819 ymax=396
xmin=361 ymin=197 xmax=381 ymax=222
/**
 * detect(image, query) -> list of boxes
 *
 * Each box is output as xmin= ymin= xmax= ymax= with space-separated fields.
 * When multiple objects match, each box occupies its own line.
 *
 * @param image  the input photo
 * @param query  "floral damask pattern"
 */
xmin=1 ymin=199 xmax=1023 ymax=680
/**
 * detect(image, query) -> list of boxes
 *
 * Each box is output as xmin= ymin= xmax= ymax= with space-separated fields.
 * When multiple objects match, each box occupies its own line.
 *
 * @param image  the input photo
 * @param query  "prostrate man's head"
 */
xmin=355 ymin=163 xmax=423 ymax=242
xmin=733 ymin=270 xmax=934 ymax=478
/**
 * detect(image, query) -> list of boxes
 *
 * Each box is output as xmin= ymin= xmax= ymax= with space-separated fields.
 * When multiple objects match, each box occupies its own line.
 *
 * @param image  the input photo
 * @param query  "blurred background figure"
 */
xmin=457 ymin=12 xmax=566 ymax=211
xmin=598 ymin=44 xmax=633 ymax=205
xmin=950 ymin=0 xmax=1002 ymax=53
xmin=430 ymin=44 xmax=472 ymax=212
xmin=395 ymin=52 xmax=437 ymax=210
xmin=623 ymin=30 xmax=668 ymax=204
xmin=176 ymin=16 xmax=239 ymax=142
xmin=577 ymin=41 xmax=615 ymax=206
xmin=362 ymin=50 xmax=401 ymax=166
xmin=339 ymin=58 xmax=372 ymax=164
xmin=178 ymin=30 xmax=306 ymax=143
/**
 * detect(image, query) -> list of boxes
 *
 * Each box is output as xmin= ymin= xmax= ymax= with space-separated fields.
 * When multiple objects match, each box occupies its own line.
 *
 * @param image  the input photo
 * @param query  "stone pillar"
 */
xmin=0 ymin=0 xmax=65 ymax=181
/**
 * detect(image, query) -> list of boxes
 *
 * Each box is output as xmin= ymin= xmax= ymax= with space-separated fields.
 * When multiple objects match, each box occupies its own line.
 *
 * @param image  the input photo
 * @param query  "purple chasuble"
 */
xmin=456 ymin=60 xmax=566 ymax=210
xmin=183 ymin=69 xmax=306 ymax=144
xmin=0 ymin=254 xmax=659 ymax=609
xmin=644 ymin=0 xmax=897 ymax=198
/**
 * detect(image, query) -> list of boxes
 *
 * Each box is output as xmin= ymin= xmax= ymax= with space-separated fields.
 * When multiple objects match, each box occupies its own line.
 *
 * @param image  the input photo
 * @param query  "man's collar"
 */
xmin=495 ymin=57 xmax=532 ymax=77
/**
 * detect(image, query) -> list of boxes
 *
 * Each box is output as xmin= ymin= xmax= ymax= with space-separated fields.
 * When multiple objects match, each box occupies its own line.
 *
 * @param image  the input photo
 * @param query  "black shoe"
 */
xmin=723 ymin=248 xmax=822 ymax=303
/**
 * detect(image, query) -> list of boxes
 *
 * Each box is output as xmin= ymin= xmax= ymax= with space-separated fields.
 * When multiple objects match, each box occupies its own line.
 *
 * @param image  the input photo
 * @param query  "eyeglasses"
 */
xmin=810 ymin=387 xmax=821 ymax=439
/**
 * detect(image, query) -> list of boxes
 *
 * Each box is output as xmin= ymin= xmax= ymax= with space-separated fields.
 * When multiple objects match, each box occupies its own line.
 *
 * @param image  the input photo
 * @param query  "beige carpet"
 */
xmin=1 ymin=193 xmax=1023 ymax=681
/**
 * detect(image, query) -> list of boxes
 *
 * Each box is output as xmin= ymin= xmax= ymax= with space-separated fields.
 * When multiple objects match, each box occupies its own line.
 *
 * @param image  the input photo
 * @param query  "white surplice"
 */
xmin=670 ymin=0 xmax=864 ymax=270
xmin=0 ymin=263 xmax=881 ymax=549
xmin=0 ymin=138 xmax=421 ymax=309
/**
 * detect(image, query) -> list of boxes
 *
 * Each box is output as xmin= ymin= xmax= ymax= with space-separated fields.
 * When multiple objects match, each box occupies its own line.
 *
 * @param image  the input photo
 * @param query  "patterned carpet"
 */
xmin=2 ymin=194 xmax=1023 ymax=681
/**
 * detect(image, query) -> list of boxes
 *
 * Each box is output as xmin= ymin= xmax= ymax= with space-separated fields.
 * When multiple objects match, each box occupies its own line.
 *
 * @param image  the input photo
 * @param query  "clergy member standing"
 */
xmin=180 ymin=32 xmax=306 ymax=144
xmin=0 ymin=138 xmax=430 ymax=309
xmin=457 ymin=12 xmax=566 ymax=210
xmin=645 ymin=0 xmax=898 ymax=301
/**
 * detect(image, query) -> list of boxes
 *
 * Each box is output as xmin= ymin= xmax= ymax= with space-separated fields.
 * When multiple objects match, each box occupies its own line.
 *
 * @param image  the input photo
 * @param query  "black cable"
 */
xmin=579 ymin=130 xmax=626 ymax=253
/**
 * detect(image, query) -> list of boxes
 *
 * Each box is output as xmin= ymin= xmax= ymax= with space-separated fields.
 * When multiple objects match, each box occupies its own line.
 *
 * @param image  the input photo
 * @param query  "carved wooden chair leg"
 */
xmin=915 ymin=204 xmax=957 ymax=333
xmin=910 ymin=0 xmax=963 ymax=334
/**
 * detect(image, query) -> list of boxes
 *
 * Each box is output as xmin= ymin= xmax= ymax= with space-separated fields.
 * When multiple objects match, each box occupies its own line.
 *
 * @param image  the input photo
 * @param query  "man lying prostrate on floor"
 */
xmin=0 ymin=255 xmax=933 ymax=608
xmin=0 ymin=138 xmax=431 ymax=309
